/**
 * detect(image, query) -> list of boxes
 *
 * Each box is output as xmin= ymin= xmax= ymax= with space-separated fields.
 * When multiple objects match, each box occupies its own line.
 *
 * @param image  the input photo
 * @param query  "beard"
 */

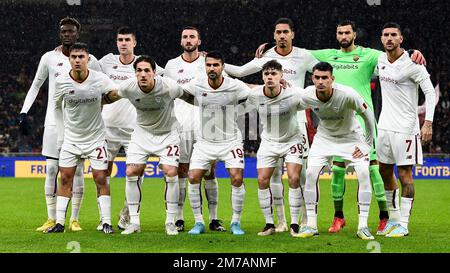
xmin=208 ymin=72 xmax=218 ymax=80
xmin=183 ymin=44 xmax=198 ymax=53
xmin=339 ymin=37 xmax=354 ymax=49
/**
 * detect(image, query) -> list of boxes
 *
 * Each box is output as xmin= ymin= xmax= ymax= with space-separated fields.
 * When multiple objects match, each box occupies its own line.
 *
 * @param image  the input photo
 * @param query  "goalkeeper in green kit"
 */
xmin=255 ymin=20 xmax=426 ymax=235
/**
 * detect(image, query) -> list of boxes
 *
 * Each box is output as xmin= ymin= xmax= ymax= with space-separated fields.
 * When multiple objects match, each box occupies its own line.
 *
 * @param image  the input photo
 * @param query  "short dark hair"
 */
xmin=382 ymin=22 xmax=402 ymax=34
xmin=60 ymin=17 xmax=81 ymax=31
xmin=274 ymin=17 xmax=294 ymax=32
xmin=337 ymin=20 xmax=356 ymax=32
xmin=182 ymin=26 xmax=201 ymax=40
xmin=262 ymin=60 xmax=283 ymax=72
xmin=69 ymin=42 xmax=89 ymax=54
xmin=134 ymin=55 xmax=156 ymax=71
xmin=312 ymin=62 xmax=333 ymax=74
xmin=117 ymin=26 xmax=136 ymax=38
xmin=205 ymin=50 xmax=224 ymax=64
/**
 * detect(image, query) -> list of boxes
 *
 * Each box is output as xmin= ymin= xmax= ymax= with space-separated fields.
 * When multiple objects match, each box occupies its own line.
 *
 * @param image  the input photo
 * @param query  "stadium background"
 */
xmin=0 ymin=0 xmax=449 ymax=255
xmin=0 ymin=0 xmax=449 ymax=158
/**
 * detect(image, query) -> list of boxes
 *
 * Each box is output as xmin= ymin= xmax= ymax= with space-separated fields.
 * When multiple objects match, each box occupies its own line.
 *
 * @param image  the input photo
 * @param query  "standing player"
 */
xmin=225 ymin=18 xmax=318 ymax=232
xmin=19 ymin=17 xmax=101 ymax=232
xmin=164 ymin=26 xmax=224 ymax=232
xmin=47 ymin=43 xmax=116 ymax=234
xmin=376 ymin=23 xmax=435 ymax=237
xmin=296 ymin=62 xmax=376 ymax=240
xmin=99 ymin=26 xmax=164 ymax=231
xmin=184 ymin=51 xmax=250 ymax=235
xmin=244 ymin=60 xmax=306 ymax=236
xmin=104 ymin=56 xmax=193 ymax=235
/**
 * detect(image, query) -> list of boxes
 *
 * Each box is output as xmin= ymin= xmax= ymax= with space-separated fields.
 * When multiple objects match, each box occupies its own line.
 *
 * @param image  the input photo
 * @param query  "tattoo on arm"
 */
xmin=179 ymin=91 xmax=195 ymax=105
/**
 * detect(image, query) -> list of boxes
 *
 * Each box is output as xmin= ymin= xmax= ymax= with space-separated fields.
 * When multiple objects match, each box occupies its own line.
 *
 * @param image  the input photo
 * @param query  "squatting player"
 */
xmin=19 ymin=17 xmax=101 ymax=232
xmin=47 ymin=43 xmax=116 ymax=234
xmin=376 ymin=23 xmax=435 ymax=237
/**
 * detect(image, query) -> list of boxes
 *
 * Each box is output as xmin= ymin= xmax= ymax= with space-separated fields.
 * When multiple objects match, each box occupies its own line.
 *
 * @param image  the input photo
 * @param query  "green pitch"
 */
xmin=0 ymin=178 xmax=449 ymax=253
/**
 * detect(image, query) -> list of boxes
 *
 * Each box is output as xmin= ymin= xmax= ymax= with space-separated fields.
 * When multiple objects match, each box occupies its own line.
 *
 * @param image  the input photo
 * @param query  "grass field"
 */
xmin=0 ymin=177 xmax=449 ymax=253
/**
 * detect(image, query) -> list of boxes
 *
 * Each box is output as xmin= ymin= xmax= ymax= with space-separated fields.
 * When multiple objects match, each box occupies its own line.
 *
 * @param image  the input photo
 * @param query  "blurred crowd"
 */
xmin=0 ymin=0 xmax=448 ymax=155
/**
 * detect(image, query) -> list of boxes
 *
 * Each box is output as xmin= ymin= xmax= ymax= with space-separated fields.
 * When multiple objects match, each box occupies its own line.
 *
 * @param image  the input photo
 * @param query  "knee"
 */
xmin=188 ymin=172 xmax=202 ymax=184
xmin=257 ymin=176 xmax=270 ymax=189
xmin=165 ymin=167 xmax=178 ymax=178
xmin=288 ymin=174 xmax=300 ymax=188
xmin=230 ymin=175 xmax=243 ymax=187
xmin=93 ymin=171 xmax=107 ymax=185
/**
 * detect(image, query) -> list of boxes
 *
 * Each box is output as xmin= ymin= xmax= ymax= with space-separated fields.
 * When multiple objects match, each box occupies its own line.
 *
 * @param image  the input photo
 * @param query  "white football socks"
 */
xmin=97 ymin=195 xmax=111 ymax=225
xmin=188 ymin=182 xmax=204 ymax=224
xmin=231 ymin=184 xmax=245 ymax=224
xmin=70 ymin=162 xmax=84 ymax=222
xmin=288 ymin=187 xmax=302 ymax=225
xmin=126 ymin=175 xmax=142 ymax=226
xmin=204 ymin=178 xmax=219 ymax=221
xmin=355 ymin=165 xmax=372 ymax=229
xmin=56 ymin=196 xmax=70 ymax=226
xmin=270 ymin=160 xmax=286 ymax=224
xmin=258 ymin=188 xmax=274 ymax=224
xmin=400 ymin=197 xmax=414 ymax=229
xmin=45 ymin=159 xmax=59 ymax=220
xmin=177 ymin=177 xmax=187 ymax=221
xmin=165 ymin=176 xmax=179 ymax=224
xmin=385 ymin=189 xmax=401 ymax=223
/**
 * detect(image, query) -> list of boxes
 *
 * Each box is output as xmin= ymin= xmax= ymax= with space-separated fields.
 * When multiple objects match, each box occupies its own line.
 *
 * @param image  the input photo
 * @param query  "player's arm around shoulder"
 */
xmin=175 ymin=78 xmax=196 ymax=105
xmin=293 ymin=87 xmax=308 ymax=111
xmin=88 ymin=54 xmax=102 ymax=71
xmin=102 ymin=77 xmax=129 ymax=104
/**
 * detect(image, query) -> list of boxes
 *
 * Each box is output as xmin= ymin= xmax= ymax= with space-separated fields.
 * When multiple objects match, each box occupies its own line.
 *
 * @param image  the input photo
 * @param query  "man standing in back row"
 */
xmin=19 ymin=17 xmax=101 ymax=233
xmin=376 ymin=23 xmax=435 ymax=237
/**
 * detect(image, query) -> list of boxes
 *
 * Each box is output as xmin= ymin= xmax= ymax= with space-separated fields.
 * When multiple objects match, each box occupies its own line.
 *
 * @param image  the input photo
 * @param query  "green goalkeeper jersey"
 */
xmin=310 ymin=46 xmax=381 ymax=113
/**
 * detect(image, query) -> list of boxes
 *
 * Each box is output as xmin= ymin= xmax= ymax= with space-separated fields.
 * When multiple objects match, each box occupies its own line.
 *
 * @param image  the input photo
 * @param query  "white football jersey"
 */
xmin=54 ymin=69 xmax=117 ymax=145
xmin=118 ymin=76 xmax=184 ymax=135
xmin=245 ymin=86 xmax=305 ymax=143
xmin=225 ymin=46 xmax=318 ymax=123
xmin=377 ymin=52 xmax=434 ymax=134
xmin=184 ymin=77 xmax=251 ymax=143
xmin=100 ymin=53 xmax=165 ymax=129
xmin=301 ymin=83 xmax=369 ymax=138
xmin=164 ymin=54 xmax=205 ymax=131
xmin=21 ymin=47 xmax=101 ymax=126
